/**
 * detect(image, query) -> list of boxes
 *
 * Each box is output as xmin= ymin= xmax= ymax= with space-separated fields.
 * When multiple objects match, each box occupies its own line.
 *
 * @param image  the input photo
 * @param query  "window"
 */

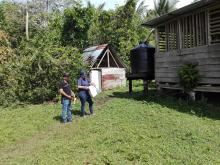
xmin=157 ymin=11 xmax=208 ymax=53
xmin=158 ymin=26 xmax=166 ymax=52
xmin=158 ymin=21 xmax=178 ymax=52
xmin=166 ymin=21 xmax=179 ymax=50
xmin=181 ymin=11 xmax=207 ymax=48
xmin=209 ymin=5 xmax=220 ymax=44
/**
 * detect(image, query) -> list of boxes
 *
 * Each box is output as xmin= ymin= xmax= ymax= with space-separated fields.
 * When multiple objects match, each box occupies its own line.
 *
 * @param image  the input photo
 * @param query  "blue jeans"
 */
xmin=61 ymin=98 xmax=72 ymax=122
xmin=78 ymin=91 xmax=93 ymax=116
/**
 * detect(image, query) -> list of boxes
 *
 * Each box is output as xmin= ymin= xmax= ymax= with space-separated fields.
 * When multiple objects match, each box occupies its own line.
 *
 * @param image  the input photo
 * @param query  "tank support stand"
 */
xmin=128 ymin=78 xmax=149 ymax=95
xmin=129 ymin=80 xmax=133 ymax=94
xmin=143 ymin=80 xmax=148 ymax=95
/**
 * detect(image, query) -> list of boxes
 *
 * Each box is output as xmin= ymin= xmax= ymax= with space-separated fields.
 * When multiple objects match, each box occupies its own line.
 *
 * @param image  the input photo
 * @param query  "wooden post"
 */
xmin=185 ymin=17 xmax=188 ymax=48
xmin=155 ymin=28 xmax=159 ymax=53
xmin=109 ymin=51 xmax=119 ymax=68
xmin=188 ymin=91 xmax=196 ymax=102
xmin=129 ymin=80 xmax=132 ymax=94
xmin=143 ymin=80 xmax=148 ymax=95
xmin=25 ymin=1 xmax=29 ymax=41
xmin=192 ymin=14 xmax=195 ymax=47
xmin=206 ymin=10 xmax=211 ymax=45
xmin=107 ymin=50 xmax=110 ymax=67
xmin=201 ymin=92 xmax=207 ymax=102
xmin=97 ymin=51 xmax=107 ymax=68
xmin=46 ymin=0 xmax=49 ymax=13
xmin=178 ymin=19 xmax=182 ymax=50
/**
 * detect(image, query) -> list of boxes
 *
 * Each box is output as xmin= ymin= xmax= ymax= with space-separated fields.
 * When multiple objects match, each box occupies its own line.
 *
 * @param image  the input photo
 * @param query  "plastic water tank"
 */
xmin=130 ymin=43 xmax=155 ymax=79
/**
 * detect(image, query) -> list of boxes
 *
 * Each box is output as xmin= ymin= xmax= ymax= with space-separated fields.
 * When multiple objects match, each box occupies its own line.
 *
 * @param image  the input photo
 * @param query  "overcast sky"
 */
xmin=82 ymin=0 xmax=195 ymax=10
xmin=1 ymin=0 xmax=195 ymax=9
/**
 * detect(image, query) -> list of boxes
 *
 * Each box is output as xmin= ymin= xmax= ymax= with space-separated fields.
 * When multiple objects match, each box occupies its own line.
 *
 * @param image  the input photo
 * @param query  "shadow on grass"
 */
xmin=53 ymin=116 xmax=61 ymax=121
xmin=72 ymin=109 xmax=82 ymax=116
xmin=109 ymin=89 xmax=220 ymax=120
xmin=53 ymin=109 xmax=82 ymax=121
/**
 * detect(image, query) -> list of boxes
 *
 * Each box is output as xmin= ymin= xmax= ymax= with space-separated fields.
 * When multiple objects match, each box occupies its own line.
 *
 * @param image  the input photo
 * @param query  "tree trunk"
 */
xmin=25 ymin=7 xmax=29 ymax=40
xmin=46 ymin=0 xmax=49 ymax=13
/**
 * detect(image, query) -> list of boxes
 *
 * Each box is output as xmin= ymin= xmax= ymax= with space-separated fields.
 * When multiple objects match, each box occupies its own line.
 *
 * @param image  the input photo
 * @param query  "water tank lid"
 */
xmin=133 ymin=43 xmax=154 ymax=50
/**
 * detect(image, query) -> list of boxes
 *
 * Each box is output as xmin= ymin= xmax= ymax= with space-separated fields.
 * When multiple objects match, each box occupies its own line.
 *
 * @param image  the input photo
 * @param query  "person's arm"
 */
xmin=87 ymin=78 xmax=95 ymax=87
xmin=90 ymin=82 xmax=96 ymax=87
xmin=71 ymin=90 xmax=76 ymax=98
xmin=78 ymin=86 xmax=89 ymax=90
xmin=59 ymin=89 xmax=72 ymax=99
xmin=77 ymin=79 xmax=89 ymax=90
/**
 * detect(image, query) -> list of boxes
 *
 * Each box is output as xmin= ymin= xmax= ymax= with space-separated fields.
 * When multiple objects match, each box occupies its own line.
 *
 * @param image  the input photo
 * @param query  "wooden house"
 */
xmin=83 ymin=44 xmax=126 ymax=92
xmin=143 ymin=0 xmax=220 ymax=93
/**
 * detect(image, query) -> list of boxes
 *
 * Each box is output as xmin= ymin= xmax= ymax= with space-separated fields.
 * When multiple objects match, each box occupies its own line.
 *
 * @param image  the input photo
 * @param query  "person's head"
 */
xmin=80 ymin=70 xmax=86 ymax=79
xmin=63 ymin=72 xmax=70 ymax=81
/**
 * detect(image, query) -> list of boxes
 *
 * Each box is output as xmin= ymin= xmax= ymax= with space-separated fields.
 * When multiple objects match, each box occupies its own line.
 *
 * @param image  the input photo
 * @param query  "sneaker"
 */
xmin=61 ymin=120 xmax=67 ymax=124
xmin=81 ymin=115 xmax=87 ymax=118
xmin=85 ymin=112 xmax=90 ymax=115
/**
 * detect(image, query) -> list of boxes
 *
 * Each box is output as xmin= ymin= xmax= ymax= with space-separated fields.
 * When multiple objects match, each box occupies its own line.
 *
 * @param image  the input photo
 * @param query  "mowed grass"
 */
xmin=0 ymin=85 xmax=220 ymax=164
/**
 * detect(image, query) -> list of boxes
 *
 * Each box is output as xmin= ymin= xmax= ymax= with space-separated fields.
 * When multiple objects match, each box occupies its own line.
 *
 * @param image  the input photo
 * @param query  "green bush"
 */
xmin=177 ymin=63 xmax=200 ymax=92
xmin=17 ymin=45 xmax=84 ymax=104
xmin=0 ymin=29 xmax=85 ymax=106
xmin=0 ymin=0 xmax=153 ymax=107
xmin=0 ymin=30 xmax=19 ymax=106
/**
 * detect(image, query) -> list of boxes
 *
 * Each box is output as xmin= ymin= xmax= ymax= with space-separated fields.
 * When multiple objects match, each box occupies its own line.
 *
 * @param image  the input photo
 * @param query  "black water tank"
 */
xmin=130 ymin=43 xmax=155 ymax=79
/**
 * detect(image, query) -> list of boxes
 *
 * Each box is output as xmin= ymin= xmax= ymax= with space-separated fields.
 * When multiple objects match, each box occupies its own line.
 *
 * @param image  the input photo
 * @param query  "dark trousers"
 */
xmin=78 ymin=91 xmax=93 ymax=116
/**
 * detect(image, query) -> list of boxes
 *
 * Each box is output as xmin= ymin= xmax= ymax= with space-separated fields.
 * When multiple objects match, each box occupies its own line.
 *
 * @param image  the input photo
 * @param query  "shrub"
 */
xmin=177 ymin=63 xmax=200 ymax=92
xmin=17 ymin=45 xmax=84 ymax=104
xmin=0 ymin=29 xmax=86 ymax=106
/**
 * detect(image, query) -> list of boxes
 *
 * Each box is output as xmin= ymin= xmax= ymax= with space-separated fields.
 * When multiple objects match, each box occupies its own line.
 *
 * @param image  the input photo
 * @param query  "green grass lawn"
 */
xmin=0 ymin=85 xmax=220 ymax=164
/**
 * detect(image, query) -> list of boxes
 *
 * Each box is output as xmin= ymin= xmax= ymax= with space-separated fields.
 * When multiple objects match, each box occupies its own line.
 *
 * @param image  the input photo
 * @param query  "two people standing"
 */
xmin=59 ymin=71 xmax=94 ymax=123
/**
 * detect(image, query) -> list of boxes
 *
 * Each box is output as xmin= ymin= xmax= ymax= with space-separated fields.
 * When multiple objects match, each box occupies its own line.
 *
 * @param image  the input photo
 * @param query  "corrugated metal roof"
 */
xmin=83 ymin=44 xmax=108 ymax=66
xmin=143 ymin=0 xmax=217 ymax=27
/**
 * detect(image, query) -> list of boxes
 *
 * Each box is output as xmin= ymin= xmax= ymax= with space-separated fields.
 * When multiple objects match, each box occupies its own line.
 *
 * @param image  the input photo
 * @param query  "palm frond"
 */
xmin=136 ymin=0 xmax=148 ymax=16
xmin=153 ymin=0 xmax=178 ymax=17
xmin=98 ymin=2 xmax=105 ymax=10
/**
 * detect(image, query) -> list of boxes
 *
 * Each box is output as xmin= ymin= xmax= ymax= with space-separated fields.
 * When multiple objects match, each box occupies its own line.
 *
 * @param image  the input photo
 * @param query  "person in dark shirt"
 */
xmin=59 ymin=73 xmax=74 ymax=123
xmin=77 ymin=71 xmax=94 ymax=117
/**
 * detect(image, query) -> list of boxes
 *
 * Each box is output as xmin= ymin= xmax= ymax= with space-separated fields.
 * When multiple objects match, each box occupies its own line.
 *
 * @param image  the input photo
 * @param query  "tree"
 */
xmin=111 ymin=0 xmax=149 ymax=64
xmin=86 ymin=0 xmax=105 ymax=10
xmin=0 ymin=1 xmax=85 ymax=106
xmin=153 ymin=0 xmax=178 ymax=17
xmin=61 ymin=6 xmax=94 ymax=48
xmin=87 ymin=0 xmax=150 ymax=65
xmin=0 ymin=0 xmax=154 ymax=106
xmin=0 ymin=30 xmax=14 ymax=64
xmin=136 ymin=0 xmax=148 ymax=18
xmin=0 ymin=1 xmax=25 ymax=46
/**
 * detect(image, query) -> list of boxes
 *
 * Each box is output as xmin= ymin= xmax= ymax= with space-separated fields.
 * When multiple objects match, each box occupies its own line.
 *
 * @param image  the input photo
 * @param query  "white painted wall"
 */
xmin=90 ymin=70 xmax=102 ymax=93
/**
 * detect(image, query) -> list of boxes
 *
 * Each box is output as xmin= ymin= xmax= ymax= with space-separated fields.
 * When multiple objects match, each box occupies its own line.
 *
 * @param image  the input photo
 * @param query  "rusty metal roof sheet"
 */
xmin=83 ymin=44 xmax=108 ymax=66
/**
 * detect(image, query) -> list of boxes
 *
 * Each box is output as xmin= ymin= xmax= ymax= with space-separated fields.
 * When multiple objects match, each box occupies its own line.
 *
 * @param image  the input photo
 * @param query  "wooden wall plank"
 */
xmin=155 ymin=44 xmax=220 ymax=85
xmin=156 ymin=65 xmax=220 ymax=72
xmin=156 ymin=53 xmax=220 ymax=63
xmin=156 ymin=71 xmax=220 ymax=78
xmin=156 ymin=77 xmax=220 ymax=84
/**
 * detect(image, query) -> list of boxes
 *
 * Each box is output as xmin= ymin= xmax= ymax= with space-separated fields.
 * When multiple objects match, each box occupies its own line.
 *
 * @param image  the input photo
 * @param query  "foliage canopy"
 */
xmin=0 ymin=0 xmax=178 ymax=106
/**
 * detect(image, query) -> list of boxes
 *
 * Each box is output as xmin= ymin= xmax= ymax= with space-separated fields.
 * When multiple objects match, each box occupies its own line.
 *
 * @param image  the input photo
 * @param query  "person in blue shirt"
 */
xmin=77 ymin=71 xmax=94 ymax=117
